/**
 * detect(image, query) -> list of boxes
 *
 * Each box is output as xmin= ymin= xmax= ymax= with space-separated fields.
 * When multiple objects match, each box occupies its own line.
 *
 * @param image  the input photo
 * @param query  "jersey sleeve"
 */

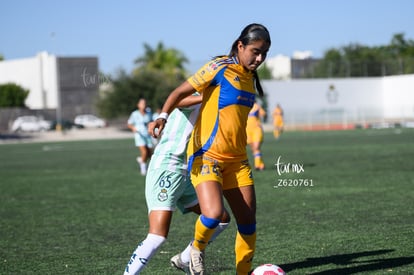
xmin=187 ymin=58 xmax=226 ymax=92
xmin=127 ymin=112 xmax=135 ymax=125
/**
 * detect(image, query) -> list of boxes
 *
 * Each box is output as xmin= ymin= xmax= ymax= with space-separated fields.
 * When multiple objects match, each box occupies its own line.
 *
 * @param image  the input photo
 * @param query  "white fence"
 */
xmin=263 ymin=75 xmax=414 ymax=130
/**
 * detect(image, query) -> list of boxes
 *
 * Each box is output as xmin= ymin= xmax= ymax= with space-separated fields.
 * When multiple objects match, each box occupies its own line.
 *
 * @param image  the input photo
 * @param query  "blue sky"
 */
xmin=1 ymin=0 xmax=413 ymax=75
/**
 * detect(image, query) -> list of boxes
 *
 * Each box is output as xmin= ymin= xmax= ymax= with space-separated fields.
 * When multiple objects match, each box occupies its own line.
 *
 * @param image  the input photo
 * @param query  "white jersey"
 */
xmin=149 ymin=104 xmax=201 ymax=175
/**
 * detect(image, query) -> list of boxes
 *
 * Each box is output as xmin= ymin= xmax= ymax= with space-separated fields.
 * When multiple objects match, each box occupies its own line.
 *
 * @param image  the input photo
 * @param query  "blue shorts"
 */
xmin=145 ymin=168 xmax=198 ymax=214
xmin=134 ymin=132 xmax=154 ymax=148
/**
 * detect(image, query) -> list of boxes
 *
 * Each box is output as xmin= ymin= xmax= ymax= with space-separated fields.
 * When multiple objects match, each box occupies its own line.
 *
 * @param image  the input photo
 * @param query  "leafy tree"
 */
xmin=313 ymin=48 xmax=345 ymax=77
xmin=0 ymin=83 xmax=29 ymax=107
xmin=257 ymin=62 xmax=272 ymax=79
xmin=310 ymin=33 xmax=414 ymax=78
xmin=133 ymin=42 xmax=188 ymax=80
xmin=97 ymin=42 xmax=189 ymax=119
xmin=0 ymin=54 xmax=3 ymax=61
xmin=343 ymin=44 xmax=384 ymax=76
xmin=390 ymin=33 xmax=412 ymax=56
xmin=97 ymin=69 xmax=182 ymax=118
xmin=387 ymin=33 xmax=414 ymax=74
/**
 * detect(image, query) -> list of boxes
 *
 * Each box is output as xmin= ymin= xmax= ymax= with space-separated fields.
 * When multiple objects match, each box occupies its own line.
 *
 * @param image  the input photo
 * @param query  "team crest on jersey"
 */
xmin=207 ymin=61 xmax=219 ymax=72
xmin=158 ymin=188 xmax=168 ymax=202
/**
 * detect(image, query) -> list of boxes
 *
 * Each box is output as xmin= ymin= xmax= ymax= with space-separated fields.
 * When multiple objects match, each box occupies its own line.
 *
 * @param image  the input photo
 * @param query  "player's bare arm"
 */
xmin=176 ymin=94 xmax=202 ymax=108
xmin=149 ymin=81 xmax=196 ymax=138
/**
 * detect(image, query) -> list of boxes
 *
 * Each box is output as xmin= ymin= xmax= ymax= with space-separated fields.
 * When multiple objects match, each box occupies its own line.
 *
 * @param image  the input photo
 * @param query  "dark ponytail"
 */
xmin=253 ymin=70 xmax=264 ymax=97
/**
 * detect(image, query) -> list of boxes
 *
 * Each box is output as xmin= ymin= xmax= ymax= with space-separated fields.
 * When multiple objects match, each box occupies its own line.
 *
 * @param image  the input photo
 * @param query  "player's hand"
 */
xmin=148 ymin=119 xmax=166 ymax=138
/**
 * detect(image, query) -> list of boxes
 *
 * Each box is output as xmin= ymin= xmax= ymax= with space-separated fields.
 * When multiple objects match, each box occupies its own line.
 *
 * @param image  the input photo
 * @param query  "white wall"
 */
xmin=0 ymin=52 xmax=58 ymax=109
xmin=263 ymin=75 xmax=414 ymax=127
xmin=382 ymin=74 xmax=414 ymax=119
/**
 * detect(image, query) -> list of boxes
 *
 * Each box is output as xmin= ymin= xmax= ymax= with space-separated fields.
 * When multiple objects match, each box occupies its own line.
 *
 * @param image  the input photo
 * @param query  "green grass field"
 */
xmin=1 ymin=129 xmax=413 ymax=274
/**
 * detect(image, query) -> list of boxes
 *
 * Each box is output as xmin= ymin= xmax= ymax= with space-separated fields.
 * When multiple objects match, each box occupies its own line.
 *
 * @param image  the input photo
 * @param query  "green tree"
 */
xmin=310 ymin=33 xmax=414 ymax=78
xmin=313 ymin=48 xmax=345 ymax=77
xmin=390 ymin=33 xmax=412 ymax=55
xmin=342 ymin=44 xmax=384 ymax=76
xmin=387 ymin=33 xmax=414 ymax=74
xmin=0 ymin=54 xmax=4 ymax=61
xmin=0 ymin=83 xmax=29 ymax=107
xmin=97 ymin=42 xmax=189 ymax=119
xmin=133 ymin=42 xmax=188 ymax=79
xmin=97 ymin=69 xmax=181 ymax=119
xmin=257 ymin=62 xmax=272 ymax=79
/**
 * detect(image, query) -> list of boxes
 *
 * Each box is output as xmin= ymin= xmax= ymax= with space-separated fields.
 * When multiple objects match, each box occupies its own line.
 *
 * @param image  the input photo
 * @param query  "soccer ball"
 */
xmin=251 ymin=263 xmax=286 ymax=275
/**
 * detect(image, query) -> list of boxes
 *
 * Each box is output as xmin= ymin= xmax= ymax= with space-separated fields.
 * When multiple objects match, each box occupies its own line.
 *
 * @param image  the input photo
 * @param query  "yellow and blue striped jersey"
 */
xmin=187 ymin=56 xmax=256 ymax=164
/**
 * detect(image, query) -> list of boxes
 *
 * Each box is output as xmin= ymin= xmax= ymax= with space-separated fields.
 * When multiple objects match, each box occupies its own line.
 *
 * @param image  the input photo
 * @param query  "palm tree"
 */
xmin=133 ymin=42 xmax=188 ymax=78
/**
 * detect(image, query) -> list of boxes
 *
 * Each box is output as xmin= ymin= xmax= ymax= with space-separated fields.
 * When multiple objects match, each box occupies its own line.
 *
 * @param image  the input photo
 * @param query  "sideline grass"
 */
xmin=0 ymin=129 xmax=413 ymax=274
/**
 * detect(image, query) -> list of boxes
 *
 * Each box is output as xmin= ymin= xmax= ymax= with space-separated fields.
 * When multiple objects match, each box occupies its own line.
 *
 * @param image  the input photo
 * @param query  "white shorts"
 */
xmin=145 ymin=168 xmax=198 ymax=214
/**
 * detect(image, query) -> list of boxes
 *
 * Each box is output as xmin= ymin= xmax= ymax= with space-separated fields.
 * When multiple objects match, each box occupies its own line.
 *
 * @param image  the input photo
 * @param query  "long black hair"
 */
xmin=228 ymin=23 xmax=271 ymax=97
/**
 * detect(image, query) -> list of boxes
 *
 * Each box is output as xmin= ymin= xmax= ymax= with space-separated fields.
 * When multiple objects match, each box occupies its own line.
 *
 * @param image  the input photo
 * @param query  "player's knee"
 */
xmin=200 ymin=215 xmax=221 ymax=229
xmin=201 ymin=206 xmax=225 ymax=220
xmin=221 ymin=209 xmax=231 ymax=223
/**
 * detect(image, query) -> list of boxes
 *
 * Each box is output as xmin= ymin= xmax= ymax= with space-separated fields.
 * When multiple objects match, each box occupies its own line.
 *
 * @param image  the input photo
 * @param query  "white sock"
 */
xmin=180 ymin=241 xmax=193 ymax=264
xmin=140 ymin=162 xmax=147 ymax=175
xmin=123 ymin=233 xmax=166 ymax=275
xmin=180 ymin=222 xmax=229 ymax=264
xmin=209 ymin=222 xmax=229 ymax=243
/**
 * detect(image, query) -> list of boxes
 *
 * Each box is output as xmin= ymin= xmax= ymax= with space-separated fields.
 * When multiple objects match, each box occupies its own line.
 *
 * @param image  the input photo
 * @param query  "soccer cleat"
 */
xmin=170 ymin=253 xmax=190 ymax=274
xmin=189 ymin=247 xmax=205 ymax=275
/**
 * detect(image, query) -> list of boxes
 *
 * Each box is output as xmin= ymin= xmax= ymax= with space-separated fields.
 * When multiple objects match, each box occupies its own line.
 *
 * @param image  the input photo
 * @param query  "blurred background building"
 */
xmin=0 ymin=52 xmax=99 ymax=131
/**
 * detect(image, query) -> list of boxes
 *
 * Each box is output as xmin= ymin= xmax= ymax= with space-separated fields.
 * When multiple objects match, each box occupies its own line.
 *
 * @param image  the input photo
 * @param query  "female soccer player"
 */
xmin=127 ymin=98 xmax=153 ymax=175
xmin=150 ymin=23 xmax=271 ymax=275
xmin=273 ymin=103 xmax=284 ymax=139
xmin=246 ymin=101 xmax=267 ymax=170
xmin=124 ymin=95 xmax=230 ymax=275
